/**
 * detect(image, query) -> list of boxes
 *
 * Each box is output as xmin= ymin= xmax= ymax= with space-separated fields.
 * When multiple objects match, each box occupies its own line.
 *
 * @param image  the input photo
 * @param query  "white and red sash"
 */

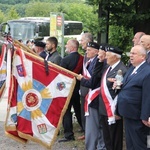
xmin=82 ymin=60 xmax=91 ymax=79
xmin=101 ymin=67 xmax=118 ymax=125
xmin=0 ymin=44 xmax=6 ymax=70
xmin=84 ymin=87 xmax=100 ymax=116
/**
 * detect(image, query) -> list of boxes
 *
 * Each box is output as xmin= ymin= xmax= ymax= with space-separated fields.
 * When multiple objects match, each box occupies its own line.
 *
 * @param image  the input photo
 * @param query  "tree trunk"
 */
xmin=134 ymin=0 xmax=150 ymax=34
xmin=97 ymin=1 xmax=109 ymax=44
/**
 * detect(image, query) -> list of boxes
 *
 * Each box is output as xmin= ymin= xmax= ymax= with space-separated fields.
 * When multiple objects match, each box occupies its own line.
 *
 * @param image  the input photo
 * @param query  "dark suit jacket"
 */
xmin=99 ymin=61 xmax=127 ymax=116
xmin=47 ymin=51 xmax=62 ymax=65
xmin=60 ymin=52 xmax=83 ymax=91
xmin=80 ymin=56 xmax=98 ymax=88
xmin=117 ymin=62 xmax=150 ymax=121
xmin=81 ymin=56 xmax=103 ymax=109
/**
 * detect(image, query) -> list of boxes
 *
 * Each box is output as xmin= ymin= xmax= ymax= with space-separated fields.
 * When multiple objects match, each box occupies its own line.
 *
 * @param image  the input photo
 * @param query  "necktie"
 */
xmin=107 ymin=66 xmax=112 ymax=74
xmin=86 ymin=60 xmax=91 ymax=69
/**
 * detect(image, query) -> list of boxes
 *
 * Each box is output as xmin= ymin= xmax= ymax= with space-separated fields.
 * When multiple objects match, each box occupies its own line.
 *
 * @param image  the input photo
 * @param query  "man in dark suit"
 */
xmin=117 ymin=45 xmax=150 ymax=150
xmin=99 ymin=46 xmax=127 ymax=150
xmin=77 ymin=42 xmax=106 ymax=150
xmin=78 ymin=32 xmax=93 ymax=140
xmin=45 ymin=37 xmax=62 ymax=65
xmin=58 ymin=39 xmax=83 ymax=142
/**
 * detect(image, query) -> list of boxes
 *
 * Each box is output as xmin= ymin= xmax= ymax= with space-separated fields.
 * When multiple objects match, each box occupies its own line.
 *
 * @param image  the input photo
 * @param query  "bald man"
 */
xmin=140 ymin=34 xmax=150 ymax=63
xmin=132 ymin=32 xmax=145 ymax=46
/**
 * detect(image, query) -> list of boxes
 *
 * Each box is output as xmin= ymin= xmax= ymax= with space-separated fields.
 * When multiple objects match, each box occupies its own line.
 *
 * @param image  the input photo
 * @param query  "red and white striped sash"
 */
xmin=84 ymin=87 xmax=100 ymax=116
xmin=82 ymin=60 xmax=91 ymax=79
xmin=101 ymin=67 xmax=118 ymax=125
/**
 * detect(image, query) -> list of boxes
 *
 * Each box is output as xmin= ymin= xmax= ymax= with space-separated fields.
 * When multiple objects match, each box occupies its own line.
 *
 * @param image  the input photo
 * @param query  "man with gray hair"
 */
xmin=78 ymin=32 xmax=93 ymax=140
xmin=117 ymin=45 xmax=150 ymax=149
xmin=99 ymin=46 xmax=127 ymax=150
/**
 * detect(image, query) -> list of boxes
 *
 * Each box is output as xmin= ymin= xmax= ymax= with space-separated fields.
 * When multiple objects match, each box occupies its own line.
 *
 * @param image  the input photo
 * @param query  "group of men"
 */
xmin=30 ymin=32 xmax=150 ymax=150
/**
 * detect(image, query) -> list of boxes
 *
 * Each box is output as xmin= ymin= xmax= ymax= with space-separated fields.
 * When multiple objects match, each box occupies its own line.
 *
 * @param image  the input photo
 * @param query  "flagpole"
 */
xmin=13 ymin=40 xmax=38 ymax=56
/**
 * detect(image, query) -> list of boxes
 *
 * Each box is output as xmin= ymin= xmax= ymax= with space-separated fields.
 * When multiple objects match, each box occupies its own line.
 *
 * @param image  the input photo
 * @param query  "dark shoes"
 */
xmin=58 ymin=137 xmax=75 ymax=143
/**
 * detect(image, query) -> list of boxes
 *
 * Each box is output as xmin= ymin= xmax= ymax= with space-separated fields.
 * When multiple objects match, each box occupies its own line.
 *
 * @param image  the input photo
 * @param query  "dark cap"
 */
xmin=99 ymin=44 xmax=108 ymax=51
xmin=107 ymin=46 xmax=123 ymax=55
xmin=34 ymin=41 xmax=46 ymax=48
xmin=87 ymin=42 xmax=99 ymax=50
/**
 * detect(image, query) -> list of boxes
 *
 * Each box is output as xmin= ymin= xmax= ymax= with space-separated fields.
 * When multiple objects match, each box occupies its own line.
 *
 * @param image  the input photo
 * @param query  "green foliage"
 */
xmin=5 ymin=7 xmax=20 ymax=21
xmin=109 ymin=25 xmax=133 ymax=64
xmin=0 ymin=10 xmax=4 ymax=23
xmin=25 ymin=2 xmax=51 ymax=17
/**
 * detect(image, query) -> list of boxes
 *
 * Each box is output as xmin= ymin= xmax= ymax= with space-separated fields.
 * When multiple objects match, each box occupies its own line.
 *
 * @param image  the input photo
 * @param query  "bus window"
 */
xmin=64 ymin=22 xmax=83 ymax=36
xmin=1 ymin=18 xmax=83 ymax=43
xmin=38 ymin=22 xmax=49 ymax=37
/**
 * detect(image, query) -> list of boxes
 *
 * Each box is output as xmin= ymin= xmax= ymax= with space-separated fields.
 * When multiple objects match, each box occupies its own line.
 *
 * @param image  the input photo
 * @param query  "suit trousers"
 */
xmin=80 ymin=95 xmax=86 ymax=132
xmin=85 ymin=107 xmax=106 ymax=150
xmin=63 ymin=89 xmax=82 ymax=139
xmin=100 ymin=115 xmax=123 ymax=150
xmin=124 ymin=117 xmax=150 ymax=150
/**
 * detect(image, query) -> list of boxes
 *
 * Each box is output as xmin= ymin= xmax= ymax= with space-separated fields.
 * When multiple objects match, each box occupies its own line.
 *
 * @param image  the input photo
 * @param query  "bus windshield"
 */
xmin=8 ymin=21 xmax=35 ymax=42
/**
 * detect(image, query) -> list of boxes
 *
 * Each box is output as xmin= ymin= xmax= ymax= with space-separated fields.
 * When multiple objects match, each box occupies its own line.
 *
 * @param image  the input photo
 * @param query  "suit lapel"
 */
xmin=106 ymin=62 xmax=122 ymax=78
xmin=123 ymin=62 xmax=147 ymax=87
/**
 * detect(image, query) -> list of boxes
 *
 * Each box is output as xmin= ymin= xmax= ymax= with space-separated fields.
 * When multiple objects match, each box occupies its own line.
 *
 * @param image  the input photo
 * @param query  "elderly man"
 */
xmin=58 ymin=39 xmax=83 ymax=142
xmin=77 ymin=42 xmax=106 ymax=150
xmin=117 ymin=45 xmax=150 ymax=149
xmin=99 ymin=46 xmax=127 ymax=150
xmin=140 ymin=34 xmax=150 ymax=63
xmin=78 ymin=32 xmax=93 ymax=139
xmin=132 ymin=32 xmax=145 ymax=46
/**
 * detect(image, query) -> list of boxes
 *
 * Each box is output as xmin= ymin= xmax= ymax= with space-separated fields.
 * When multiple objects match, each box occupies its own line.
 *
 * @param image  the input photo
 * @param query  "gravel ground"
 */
xmin=0 ymin=121 xmax=85 ymax=150
xmin=0 ymin=121 xmax=126 ymax=150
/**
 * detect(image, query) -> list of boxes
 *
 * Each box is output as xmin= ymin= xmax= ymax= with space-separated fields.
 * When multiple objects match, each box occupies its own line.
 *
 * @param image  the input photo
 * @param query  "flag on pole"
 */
xmin=0 ymin=44 xmax=7 ymax=99
xmin=5 ymin=48 xmax=76 ymax=149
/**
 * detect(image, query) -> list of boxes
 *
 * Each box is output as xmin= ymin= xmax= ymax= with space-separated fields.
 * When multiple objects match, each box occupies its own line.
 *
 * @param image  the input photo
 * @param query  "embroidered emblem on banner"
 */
xmin=37 ymin=123 xmax=47 ymax=134
xmin=22 ymin=89 xmax=42 ymax=111
xmin=56 ymin=82 xmax=65 ymax=91
xmin=16 ymin=64 xmax=24 ymax=77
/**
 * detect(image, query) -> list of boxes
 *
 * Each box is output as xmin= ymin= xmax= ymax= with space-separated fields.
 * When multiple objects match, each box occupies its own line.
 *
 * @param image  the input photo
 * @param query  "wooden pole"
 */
xmin=14 ymin=47 xmax=78 ymax=77
xmin=13 ymin=40 xmax=38 ymax=56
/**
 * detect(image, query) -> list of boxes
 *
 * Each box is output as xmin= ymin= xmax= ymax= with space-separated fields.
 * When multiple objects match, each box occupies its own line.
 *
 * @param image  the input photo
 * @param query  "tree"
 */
xmin=5 ymin=7 xmax=20 ymax=21
xmin=0 ymin=10 xmax=5 ymax=23
xmin=86 ymin=0 xmax=150 ymax=40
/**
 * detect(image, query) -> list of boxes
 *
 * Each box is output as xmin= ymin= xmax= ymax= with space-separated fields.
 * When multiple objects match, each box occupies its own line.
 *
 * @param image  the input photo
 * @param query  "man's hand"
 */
xmin=76 ymin=74 xmax=83 ymax=81
xmin=115 ymin=115 xmax=121 ymax=120
xmin=142 ymin=119 xmax=150 ymax=127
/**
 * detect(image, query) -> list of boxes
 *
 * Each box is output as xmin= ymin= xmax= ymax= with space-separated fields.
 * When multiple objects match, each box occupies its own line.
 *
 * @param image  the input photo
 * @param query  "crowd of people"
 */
xmin=19 ymin=32 xmax=150 ymax=150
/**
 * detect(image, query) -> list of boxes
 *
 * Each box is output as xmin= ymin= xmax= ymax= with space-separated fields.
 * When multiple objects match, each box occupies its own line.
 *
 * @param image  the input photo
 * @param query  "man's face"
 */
xmin=140 ymin=36 xmax=150 ymax=50
xmin=80 ymin=36 xmax=88 ymax=50
xmin=132 ymin=33 xmax=141 ymax=46
xmin=130 ymin=47 xmax=144 ymax=66
xmin=65 ymin=40 xmax=72 ymax=54
xmin=86 ymin=47 xmax=98 ymax=58
xmin=98 ymin=49 xmax=106 ymax=61
xmin=46 ymin=41 xmax=53 ymax=52
xmin=105 ymin=52 xmax=118 ymax=66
